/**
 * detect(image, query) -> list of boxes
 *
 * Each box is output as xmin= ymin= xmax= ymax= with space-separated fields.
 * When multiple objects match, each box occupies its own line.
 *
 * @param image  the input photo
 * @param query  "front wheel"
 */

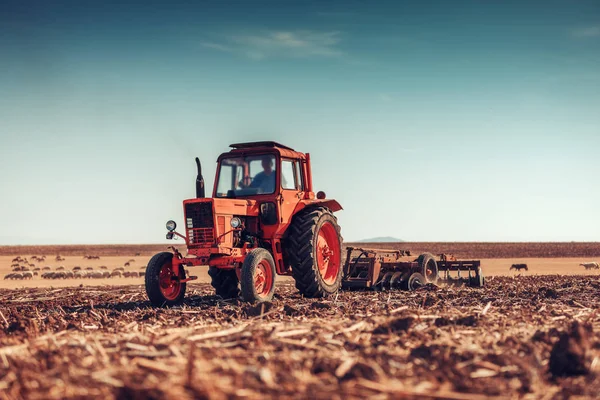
xmin=240 ymin=248 xmax=276 ymax=303
xmin=145 ymin=252 xmax=186 ymax=307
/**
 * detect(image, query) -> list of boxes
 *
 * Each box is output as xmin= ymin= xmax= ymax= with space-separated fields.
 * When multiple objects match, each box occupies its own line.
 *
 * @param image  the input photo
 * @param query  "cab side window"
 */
xmin=281 ymin=160 xmax=297 ymax=190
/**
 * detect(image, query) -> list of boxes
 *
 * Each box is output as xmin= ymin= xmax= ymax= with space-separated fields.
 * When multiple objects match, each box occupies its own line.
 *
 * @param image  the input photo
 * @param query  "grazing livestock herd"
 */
xmin=4 ymin=255 xmax=146 ymax=281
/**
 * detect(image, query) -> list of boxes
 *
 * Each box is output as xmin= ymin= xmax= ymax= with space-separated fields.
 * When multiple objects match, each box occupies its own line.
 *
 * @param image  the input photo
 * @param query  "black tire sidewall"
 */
xmin=208 ymin=266 xmax=240 ymax=299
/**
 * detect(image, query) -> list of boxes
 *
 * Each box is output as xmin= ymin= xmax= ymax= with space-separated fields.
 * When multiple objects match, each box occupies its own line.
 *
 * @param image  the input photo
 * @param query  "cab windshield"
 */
xmin=216 ymin=154 xmax=277 ymax=197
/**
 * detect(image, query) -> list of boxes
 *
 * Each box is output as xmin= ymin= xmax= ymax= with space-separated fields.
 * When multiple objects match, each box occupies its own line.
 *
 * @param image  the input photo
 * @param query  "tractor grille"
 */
xmin=185 ymin=202 xmax=214 ymax=246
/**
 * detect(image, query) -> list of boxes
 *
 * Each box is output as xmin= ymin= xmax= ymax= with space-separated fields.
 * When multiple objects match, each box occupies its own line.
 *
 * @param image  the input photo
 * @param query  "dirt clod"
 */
xmin=549 ymin=321 xmax=593 ymax=377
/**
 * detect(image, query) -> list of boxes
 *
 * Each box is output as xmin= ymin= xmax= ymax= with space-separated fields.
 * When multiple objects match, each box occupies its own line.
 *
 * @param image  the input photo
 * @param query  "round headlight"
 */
xmin=230 ymin=217 xmax=242 ymax=229
xmin=166 ymin=220 xmax=177 ymax=232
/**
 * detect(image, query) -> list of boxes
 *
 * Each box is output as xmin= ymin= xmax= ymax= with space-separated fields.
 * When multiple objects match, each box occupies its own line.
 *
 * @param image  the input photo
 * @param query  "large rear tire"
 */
xmin=208 ymin=267 xmax=240 ymax=299
xmin=287 ymin=207 xmax=342 ymax=298
xmin=240 ymin=248 xmax=276 ymax=303
xmin=416 ymin=253 xmax=439 ymax=284
xmin=145 ymin=252 xmax=186 ymax=307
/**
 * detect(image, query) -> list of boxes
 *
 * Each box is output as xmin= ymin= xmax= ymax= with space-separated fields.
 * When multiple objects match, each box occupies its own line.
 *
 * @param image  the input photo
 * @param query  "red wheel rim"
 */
xmin=316 ymin=222 xmax=340 ymax=285
xmin=254 ymin=260 xmax=273 ymax=298
xmin=158 ymin=262 xmax=182 ymax=301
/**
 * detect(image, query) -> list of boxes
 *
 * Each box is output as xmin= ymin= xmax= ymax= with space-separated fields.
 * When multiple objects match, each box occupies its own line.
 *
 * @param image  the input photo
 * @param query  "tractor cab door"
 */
xmin=278 ymin=158 xmax=304 ymax=225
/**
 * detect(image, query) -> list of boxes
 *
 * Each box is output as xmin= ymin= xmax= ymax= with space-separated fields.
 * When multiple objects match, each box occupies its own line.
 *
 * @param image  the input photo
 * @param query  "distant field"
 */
xmin=1 ymin=242 xmax=600 ymax=258
xmin=346 ymin=242 xmax=600 ymax=259
xmin=1 ymin=242 xmax=600 ymax=289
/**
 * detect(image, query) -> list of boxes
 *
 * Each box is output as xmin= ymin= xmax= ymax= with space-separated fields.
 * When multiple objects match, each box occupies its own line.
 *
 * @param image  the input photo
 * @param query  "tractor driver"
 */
xmin=249 ymin=156 xmax=276 ymax=193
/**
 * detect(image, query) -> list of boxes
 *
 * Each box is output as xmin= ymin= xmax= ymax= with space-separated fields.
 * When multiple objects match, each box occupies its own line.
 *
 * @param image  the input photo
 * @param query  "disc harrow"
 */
xmin=342 ymin=247 xmax=485 ymax=291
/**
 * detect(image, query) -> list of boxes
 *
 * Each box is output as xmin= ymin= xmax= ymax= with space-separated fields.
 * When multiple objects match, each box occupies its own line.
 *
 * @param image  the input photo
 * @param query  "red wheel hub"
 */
xmin=316 ymin=222 xmax=340 ymax=285
xmin=254 ymin=260 xmax=273 ymax=298
xmin=158 ymin=262 xmax=182 ymax=300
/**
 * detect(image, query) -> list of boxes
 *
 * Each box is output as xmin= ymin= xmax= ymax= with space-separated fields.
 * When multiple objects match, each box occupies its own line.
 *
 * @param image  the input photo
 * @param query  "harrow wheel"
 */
xmin=403 ymin=272 xmax=425 ymax=291
xmin=469 ymin=266 xmax=485 ymax=288
xmin=287 ymin=207 xmax=342 ymax=298
xmin=240 ymin=248 xmax=276 ymax=303
xmin=416 ymin=253 xmax=439 ymax=284
xmin=145 ymin=252 xmax=186 ymax=307
xmin=208 ymin=267 xmax=240 ymax=299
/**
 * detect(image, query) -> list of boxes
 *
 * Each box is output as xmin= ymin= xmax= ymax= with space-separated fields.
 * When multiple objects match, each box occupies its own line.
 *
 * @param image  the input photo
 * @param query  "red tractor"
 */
xmin=145 ymin=141 xmax=344 ymax=306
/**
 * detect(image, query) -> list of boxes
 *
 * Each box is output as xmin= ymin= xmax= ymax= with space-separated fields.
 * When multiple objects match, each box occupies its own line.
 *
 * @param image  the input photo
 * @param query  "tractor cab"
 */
xmin=214 ymin=142 xmax=307 ymax=199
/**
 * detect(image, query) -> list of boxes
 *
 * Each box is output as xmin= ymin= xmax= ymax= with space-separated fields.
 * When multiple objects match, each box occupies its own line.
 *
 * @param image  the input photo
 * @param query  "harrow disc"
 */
xmin=376 ymin=272 xmax=394 ymax=291
xmin=389 ymin=272 xmax=404 ymax=289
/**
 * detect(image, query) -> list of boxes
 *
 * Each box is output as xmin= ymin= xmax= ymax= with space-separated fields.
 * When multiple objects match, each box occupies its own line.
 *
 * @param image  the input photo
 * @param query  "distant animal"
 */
xmin=22 ymin=271 xmax=33 ymax=279
xmin=114 ymin=267 xmax=125 ymax=272
xmin=42 ymin=266 xmax=51 ymax=271
xmin=55 ymin=255 xmax=65 ymax=262
xmin=73 ymin=266 xmax=81 ymax=271
xmin=85 ymin=267 xmax=94 ymax=271
xmin=580 ymin=262 xmax=600 ymax=270
xmin=135 ymin=252 xmax=141 ymax=256
xmin=56 ymin=266 xmax=65 ymax=271
xmin=510 ymin=264 xmax=528 ymax=271
xmin=127 ymin=259 xmax=135 ymax=263
xmin=102 ymin=271 xmax=110 ymax=278
xmin=33 ymin=267 xmax=40 ymax=271
xmin=83 ymin=255 xmax=100 ymax=260
xmin=99 ymin=265 xmax=108 ymax=270
xmin=65 ymin=271 xmax=74 ymax=279
xmin=124 ymin=262 xmax=131 ymax=267
xmin=10 ymin=263 xmax=19 ymax=268
xmin=439 ymin=253 xmax=457 ymax=262
xmin=110 ymin=270 xmax=122 ymax=278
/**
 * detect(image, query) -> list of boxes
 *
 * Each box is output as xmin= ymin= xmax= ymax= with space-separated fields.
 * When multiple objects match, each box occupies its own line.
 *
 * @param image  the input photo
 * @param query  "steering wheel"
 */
xmin=239 ymin=175 xmax=252 ymax=188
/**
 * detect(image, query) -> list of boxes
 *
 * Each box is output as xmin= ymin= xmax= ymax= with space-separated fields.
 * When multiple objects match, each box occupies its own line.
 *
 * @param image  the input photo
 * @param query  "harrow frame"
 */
xmin=341 ymin=247 xmax=484 ymax=290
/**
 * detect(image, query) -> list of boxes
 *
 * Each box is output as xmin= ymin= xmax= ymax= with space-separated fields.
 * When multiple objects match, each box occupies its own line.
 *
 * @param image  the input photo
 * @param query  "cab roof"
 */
xmin=225 ymin=141 xmax=304 ymax=159
xmin=230 ymin=141 xmax=294 ymax=151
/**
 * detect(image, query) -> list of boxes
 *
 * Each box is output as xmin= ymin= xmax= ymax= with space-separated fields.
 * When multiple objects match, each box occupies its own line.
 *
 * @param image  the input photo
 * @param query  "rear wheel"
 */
xmin=287 ymin=207 xmax=342 ymax=298
xmin=145 ymin=252 xmax=186 ymax=307
xmin=404 ymin=272 xmax=425 ymax=291
xmin=417 ymin=253 xmax=439 ymax=284
xmin=240 ymin=248 xmax=276 ymax=303
xmin=470 ymin=267 xmax=485 ymax=287
xmin=208 ymin=267 xmax=240 ymax=299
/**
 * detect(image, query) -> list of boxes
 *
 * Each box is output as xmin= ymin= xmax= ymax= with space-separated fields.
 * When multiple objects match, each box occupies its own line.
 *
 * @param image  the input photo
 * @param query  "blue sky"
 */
xmin=1 ymin=0 xmax=599 ymax=244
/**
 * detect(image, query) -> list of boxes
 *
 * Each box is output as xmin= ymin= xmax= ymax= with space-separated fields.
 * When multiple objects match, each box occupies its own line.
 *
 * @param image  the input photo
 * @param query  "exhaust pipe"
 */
xmin=195 ymin=157 xmax=205 ymax=198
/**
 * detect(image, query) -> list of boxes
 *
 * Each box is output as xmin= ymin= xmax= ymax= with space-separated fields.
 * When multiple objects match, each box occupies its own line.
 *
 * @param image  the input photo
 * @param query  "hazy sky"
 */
xmin=1 ymin=0 xmax=599 ymax=244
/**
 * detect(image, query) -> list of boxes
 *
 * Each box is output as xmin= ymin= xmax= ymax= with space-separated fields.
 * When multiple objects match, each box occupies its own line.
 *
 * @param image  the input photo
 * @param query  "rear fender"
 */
xmin=299 ymin=199 xmax=343 ymax=213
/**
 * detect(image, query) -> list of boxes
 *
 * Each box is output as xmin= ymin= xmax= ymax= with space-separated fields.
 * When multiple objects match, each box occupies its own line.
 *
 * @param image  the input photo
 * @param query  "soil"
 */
xmin=1 ymin=275 xmax=599 ymax=399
